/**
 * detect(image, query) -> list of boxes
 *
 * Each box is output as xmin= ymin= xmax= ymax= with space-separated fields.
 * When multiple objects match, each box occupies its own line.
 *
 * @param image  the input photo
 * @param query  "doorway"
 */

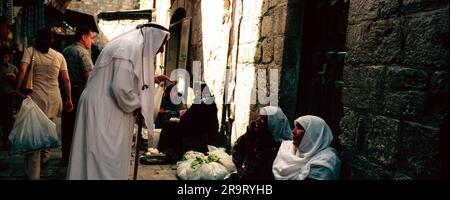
xmin=296 ymin=0 xmax=350 ymax=146
xmin=164 ymin=8 xmax=191 ymax=77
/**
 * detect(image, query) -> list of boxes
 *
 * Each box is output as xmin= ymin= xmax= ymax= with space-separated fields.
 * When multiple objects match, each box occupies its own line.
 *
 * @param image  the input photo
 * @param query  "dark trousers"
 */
xmin=61 ymin=86 xmax=82 ymax=166
xmin=0 ymin=93 xmax=14 ymax=145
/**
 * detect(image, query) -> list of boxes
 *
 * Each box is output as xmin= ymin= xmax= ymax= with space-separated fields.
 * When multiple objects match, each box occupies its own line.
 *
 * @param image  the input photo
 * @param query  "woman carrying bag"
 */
xmin=15 ymin=28 xmax=73 ymax=180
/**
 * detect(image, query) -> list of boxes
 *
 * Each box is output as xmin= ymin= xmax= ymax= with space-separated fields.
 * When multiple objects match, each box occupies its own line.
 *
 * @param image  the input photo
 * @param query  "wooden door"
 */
xmin=296 ymin=0 xmax=349 ymax=144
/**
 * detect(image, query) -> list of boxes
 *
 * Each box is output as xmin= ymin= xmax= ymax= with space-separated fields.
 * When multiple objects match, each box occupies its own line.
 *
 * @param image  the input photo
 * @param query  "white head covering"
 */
xmin=260 ymin=106 xmax=292 ymax=142
xmin=272 ymin=115 xmax=341 ymax=180
xmin=94 ymin=24 xmax=169 ymax=129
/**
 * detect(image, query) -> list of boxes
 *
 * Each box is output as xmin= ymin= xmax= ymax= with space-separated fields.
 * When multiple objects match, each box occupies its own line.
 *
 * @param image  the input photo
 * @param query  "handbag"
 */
xmin=20 ymin=48 xmax=35 ymax=94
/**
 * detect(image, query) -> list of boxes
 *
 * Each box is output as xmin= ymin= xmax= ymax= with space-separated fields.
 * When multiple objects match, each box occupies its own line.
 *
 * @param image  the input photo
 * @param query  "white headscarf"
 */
xmin=94 ymin=25 xmax=169 ymax=129
xmin=272 ymin=115 xmax=341 ymax=180
xmin=260 ymin=106 xmax=292 ymax=142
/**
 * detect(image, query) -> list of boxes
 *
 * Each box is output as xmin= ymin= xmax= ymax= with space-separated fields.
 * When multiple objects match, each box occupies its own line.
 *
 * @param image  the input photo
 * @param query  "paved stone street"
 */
xmin=0 ymin=117 xmax=177 ymax=180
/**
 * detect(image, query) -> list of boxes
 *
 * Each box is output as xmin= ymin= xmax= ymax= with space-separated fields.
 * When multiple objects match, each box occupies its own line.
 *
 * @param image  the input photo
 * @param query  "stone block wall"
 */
xmin=233 ymin=0 xmax=297 ymax=142
xmin=68 ymin=0 xmax=140 ymax=16
xmin=340 ymin=0 xmax=448 ymax=179
xmin=184 ymin=0 xmax=297 ymax=143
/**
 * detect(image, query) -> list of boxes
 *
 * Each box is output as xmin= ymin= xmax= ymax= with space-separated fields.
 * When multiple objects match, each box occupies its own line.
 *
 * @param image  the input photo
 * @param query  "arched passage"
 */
xmin=164 ymin=8 xmax=187 ymax=76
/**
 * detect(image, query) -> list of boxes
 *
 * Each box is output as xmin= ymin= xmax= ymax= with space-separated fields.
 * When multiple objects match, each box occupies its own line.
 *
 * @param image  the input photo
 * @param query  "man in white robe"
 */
xmin=67 ymin=24 xmax=170 ymax=180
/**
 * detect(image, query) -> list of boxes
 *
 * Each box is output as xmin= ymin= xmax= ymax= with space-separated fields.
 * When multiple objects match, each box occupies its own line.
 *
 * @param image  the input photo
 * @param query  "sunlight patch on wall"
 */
xmin=199 ymin=0 xmax=265 ymax=144
xmin=231 ymin=0 xmax=263 ymax=143
xmin=201 ymin=0 xmax=231 ymax=128
xmin=98 ymin=19 xmax=148 ymax=41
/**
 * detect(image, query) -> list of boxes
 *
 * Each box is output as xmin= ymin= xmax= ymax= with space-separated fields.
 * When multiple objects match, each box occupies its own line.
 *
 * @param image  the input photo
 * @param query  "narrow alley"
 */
xmin=0 ymin=117 xmax=177 ymax=180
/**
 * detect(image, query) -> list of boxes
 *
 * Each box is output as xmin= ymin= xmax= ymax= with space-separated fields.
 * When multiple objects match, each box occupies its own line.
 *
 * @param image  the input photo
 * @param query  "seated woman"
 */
xmin=154 ymin=83 xmax=183 ymax=129
xmin=230 ymin=106 xmax=292 ymax=180
xmin=158 ymin=82 xmax=219 ymax=161
xmin=272 ymin=115 xmax=341 ymax=180
xmin=140 ymin=81 xmax=183 ymax=151
xmin=178 ymin=82 xmax=218 ymax=153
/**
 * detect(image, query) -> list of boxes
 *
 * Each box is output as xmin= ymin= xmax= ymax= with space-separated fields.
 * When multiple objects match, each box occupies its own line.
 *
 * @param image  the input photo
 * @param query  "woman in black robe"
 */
xmin=230 ymin=106 xmax=292 ymax=180
xmin=158 ymin=82 xmax=219 ymax=161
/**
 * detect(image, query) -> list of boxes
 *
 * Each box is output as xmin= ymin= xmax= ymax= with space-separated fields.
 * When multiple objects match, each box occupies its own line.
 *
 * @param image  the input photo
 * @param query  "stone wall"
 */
xmin=174 ymin=0 xmax=296 ymax=143
xmin=340 ymin=0 xmax=449 ymax=179
xmin=68 ymin=0 xmax=139 ymax=16
xmin=231 ymin=0 xmax=299 ymax=142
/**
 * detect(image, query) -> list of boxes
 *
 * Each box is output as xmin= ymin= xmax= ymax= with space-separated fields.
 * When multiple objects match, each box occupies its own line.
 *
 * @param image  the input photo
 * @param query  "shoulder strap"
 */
xmin=31 ymin=47 xmax=35 ymax=63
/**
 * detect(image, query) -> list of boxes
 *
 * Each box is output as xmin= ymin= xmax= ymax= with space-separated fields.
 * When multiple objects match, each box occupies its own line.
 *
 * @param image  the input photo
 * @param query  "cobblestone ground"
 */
xmin=0 ymin=117 xmax=177 ymax=180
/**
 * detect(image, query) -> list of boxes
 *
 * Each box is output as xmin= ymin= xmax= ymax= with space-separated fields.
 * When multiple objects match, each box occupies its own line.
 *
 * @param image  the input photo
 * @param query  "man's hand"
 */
xmin=154 ymin=75 xmax=171 ymax=85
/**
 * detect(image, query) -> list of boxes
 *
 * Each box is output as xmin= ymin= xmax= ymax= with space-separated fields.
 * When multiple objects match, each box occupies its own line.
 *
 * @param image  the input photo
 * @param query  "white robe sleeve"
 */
xmin=110 ymin=59 xmax=140 ymax=113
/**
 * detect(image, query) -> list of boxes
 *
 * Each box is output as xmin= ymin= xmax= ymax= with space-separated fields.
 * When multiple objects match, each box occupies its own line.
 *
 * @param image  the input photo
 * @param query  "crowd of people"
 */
xmin=0 ymin=21 xmax=341 ymax=180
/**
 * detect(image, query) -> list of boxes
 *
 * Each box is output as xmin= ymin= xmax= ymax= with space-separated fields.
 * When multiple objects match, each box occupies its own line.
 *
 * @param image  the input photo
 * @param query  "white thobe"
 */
xmin=67 ymin=59 xmax=139 ymax=180
xmin=66 ymin=25 xmax=169 ymax=180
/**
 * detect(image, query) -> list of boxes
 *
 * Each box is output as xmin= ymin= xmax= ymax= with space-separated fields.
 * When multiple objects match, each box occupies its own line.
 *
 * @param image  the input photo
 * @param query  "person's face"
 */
xmin=157 ymin=43 xmax=165 ymax=54
xmin=169 ymin=88 xmax=178 ymax=100
xmin=194 ymin=87 xmax=202 ymax=97
xmin=82 ymin=31 xmax=95 ymax=49
xmin=157 ymin=37 xmax=168 ymax=54
xmin=292 ymin=123 xmax=306 ymax=148
xmin=254 ymin=115 xmax=268 ymax=133
xmin=195 ymin=85 xmax=208 ymax=97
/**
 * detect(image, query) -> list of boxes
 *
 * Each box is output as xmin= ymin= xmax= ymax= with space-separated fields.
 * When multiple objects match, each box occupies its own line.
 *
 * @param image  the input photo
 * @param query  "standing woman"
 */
xmin=272 ymin=115 xmax=341 ymax=180
xmin=15 ymin=28 xmax=73 ymax=180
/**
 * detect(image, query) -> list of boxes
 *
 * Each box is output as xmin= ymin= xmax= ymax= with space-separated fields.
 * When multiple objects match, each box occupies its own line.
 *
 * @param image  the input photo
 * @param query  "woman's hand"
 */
xmin=179 ymin=109 xmax=187 ymax=117
xmin=64 ymin=99 xmax=73 ymax=112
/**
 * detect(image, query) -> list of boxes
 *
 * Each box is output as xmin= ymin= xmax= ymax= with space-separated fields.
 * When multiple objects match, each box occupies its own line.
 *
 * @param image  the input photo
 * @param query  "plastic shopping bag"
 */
xmin=8 ymin=97 xmax=61 ymax=155
xmin=176 ymin=158 xmax=195 ymax=180
xmin=189 ymin=161 xmax=229 ymax=180
xmin=176 ymin=150 xmax=229 ymax=180
xmin=176 ymin=151 xmax=206 ymax=180
xmin=207 ymin=145 xmax=236 ymax=173
xmin=153 ymin=83 xmax=164 ymax=120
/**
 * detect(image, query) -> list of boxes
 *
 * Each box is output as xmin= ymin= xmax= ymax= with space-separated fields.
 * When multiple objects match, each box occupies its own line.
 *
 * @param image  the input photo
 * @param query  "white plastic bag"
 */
xmin=176 ymin=158 xmax=195 ymax=180
xmin=8 ymin=97 xmax=60 ymax=155
xmin=182 ymin=150 xmax=205 ymax=160
xmin=144 ymin=83 xmax=165 ymax=149
xmin=153 ymin=83 xmax=164 ymax=120
xmin=176 ymin=150 xmax=229 ymax=180
xmin=176 ymin=151 xmax=206 ymax=180
xmin=207 ymin=145 xmax=236 ymax=173
xmin=189 ymin=162 xmax=229 ymax=180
